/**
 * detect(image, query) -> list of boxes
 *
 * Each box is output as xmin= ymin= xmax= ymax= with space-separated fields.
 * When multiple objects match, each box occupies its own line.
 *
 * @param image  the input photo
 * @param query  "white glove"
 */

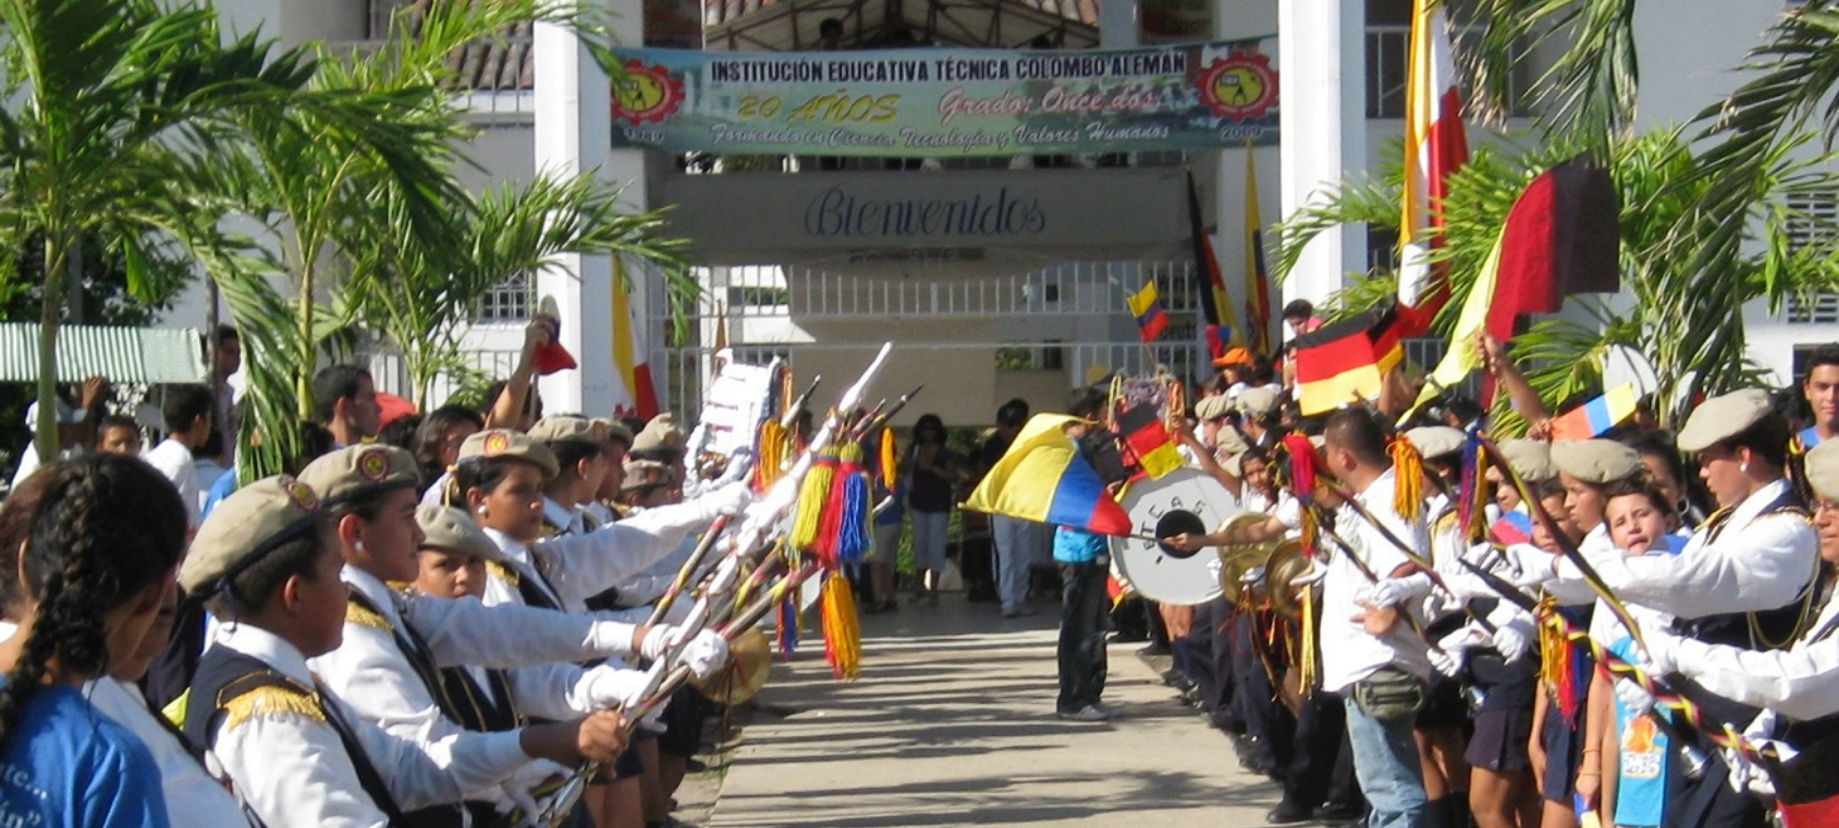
xmin=1615 ymin=676 xmax=1655 ymax=719
xmin=700 ymin=482 xmax=755 ymax=520
xmin=490 ymin=783 xmax=542 ymax=828
xmin=1367 ymin=572 xmax=1434 ymax=609
xmin=1632 ymin=617 xmax=1681 ymax=678
xmin=578 ymin=665 xmax=667 ymax=730
xmin=1433 ymin=567 xmax=1490 ymax=604
xmin=678 ymin=629 xmax=732 ymax=679
xmin=581 ymin=664 xmax=653 ymax=709
xmin=1289 ymin=559 xmax=1327 ymax=587
xmin=1488 ymin=611 xmax=1535 ymax=664
xmin=1239 ymin=565 xmax=1267 ymax=586
xmin=1430 ymin=623 xmax=1490 ymax=677
xmin=640 ymin=624 xmax=675 ymax=661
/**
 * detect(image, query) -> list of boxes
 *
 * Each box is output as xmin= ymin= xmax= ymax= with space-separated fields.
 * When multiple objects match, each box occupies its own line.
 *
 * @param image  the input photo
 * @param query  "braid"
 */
xmin=0 ymin=454 xmax=186 ymax=751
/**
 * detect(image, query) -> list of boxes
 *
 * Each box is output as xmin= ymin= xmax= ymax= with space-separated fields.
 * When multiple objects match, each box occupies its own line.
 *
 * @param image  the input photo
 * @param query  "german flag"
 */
xmin=1290 ymin=302 xmax=1405 ymax=416
xmin=1116 ymin=401 xmax=1185 ymax=480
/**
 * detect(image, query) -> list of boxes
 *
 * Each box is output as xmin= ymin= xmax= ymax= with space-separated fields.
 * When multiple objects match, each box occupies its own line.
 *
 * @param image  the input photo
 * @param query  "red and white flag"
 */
xmin=611 ymin=258 xmax=660 ymax=421
xmin=1397 ymin=0 xmax=1471 ymax=335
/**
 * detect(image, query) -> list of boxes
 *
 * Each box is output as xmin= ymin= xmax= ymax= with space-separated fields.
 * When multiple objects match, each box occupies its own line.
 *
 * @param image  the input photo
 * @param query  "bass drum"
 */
xmin=1108 ymin=467 xmax=1242 ymax=606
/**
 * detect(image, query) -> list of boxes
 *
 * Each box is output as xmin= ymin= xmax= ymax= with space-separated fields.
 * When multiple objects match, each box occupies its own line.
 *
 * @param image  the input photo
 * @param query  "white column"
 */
xmin=535 ymin=1 xmax=652 ymax=418
xmin=602 ymin=0 xmax=663 ymax=413
xmin=1100 ymin=0 xmax=1139 ymax=48
xmin=1278 ymin=0 xmax=1366 ymax=308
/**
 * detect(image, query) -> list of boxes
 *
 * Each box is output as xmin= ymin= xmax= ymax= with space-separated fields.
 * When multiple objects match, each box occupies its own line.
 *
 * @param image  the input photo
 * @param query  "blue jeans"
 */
xmin=1343 ymin=692 xmax=1427 ymax=828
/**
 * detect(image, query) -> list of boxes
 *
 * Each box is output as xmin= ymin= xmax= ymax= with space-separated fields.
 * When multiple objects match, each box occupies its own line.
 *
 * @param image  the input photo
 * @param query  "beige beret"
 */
xmin=298 ymin=445 xmax=419 ymax=506
xmin=1551 ymin=439 xmax=1642 ymax=485
xmin=1221 ymin=452 xmax=1244 ymax=478
xmin=181 ymin=475 xmax=325 ymax=594
xmin=1193 ymin=395 xmax=1233 ymax=422
xmin=623 ymin=458 xmax=673 ymax=492
xmin=631 ymin=413 xmax=684 ymax=455
xmin=1214 ymin=425 xmax=1251 ymax=458
xmin=1677 ymin=388 xmax=1776 ymax=453
xmin=528 ymin=415 xmax=601 ymax=446
xmin=457 ymin=428 xmax=560 ymax=478
xmin=416 ymin=505 xmax=504 ymax=563
xmin=1804 ymin=439 xmax=1839 ymax=503
xmin=1238 ymin=386 xmax=1281 ymax=418
xmin=593 ymin=417 xmax=635 ymax=446
xmin=1497 ymin=438 xmax=1557 ymax=483
xmin=1405 ymin=426 xmax=1466 ymax=460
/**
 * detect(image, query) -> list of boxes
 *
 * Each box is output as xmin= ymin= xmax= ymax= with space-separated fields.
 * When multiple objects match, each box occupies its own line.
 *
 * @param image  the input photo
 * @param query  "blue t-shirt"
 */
xmin=0 ymin=683 xmax=171 ymax=828
xmin=201 ymin=469 xmax=239 ymax=519
xmin=1053 ymin=526 xmax=1107 ymax=564
xmin=1801 ymin=425 xmax=1823 ymax=450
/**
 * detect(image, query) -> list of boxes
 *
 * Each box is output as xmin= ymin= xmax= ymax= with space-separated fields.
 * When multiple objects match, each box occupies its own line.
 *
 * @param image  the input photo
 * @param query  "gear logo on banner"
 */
xmin=1196 ymin=50 xmax=1277 ymax=120
xmin=612 ymin=59 xmax=685 ymax=124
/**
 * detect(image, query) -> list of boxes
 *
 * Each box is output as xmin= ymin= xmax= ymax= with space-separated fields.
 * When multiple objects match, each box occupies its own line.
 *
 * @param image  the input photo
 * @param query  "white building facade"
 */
xmin=176 ymin=0 xmax=1837 ymax=425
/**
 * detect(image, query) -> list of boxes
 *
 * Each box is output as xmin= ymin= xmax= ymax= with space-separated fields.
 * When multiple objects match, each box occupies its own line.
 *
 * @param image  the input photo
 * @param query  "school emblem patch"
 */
xmin=358 ymin=448 xmax=391 ymax=482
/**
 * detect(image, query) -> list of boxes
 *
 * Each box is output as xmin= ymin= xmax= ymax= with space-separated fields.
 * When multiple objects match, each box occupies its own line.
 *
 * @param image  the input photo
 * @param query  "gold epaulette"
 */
xmin=220 ymin=684 xmax=325 ymax=730
xmin=540 ymin=522 xmax=563 ymax=538
xmin=345 ymin=599 xmax=392 ymax=632
xmin=486 ymin=560 xmax=520 ymax=587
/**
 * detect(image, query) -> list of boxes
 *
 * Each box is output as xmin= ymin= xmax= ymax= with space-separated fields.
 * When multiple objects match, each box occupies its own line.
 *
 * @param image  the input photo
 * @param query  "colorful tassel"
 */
xmin=1299 ymin=585 xmax=1319 ymax=696
xmin=1458 ymin=433 xmax=1485 ymax=542
xmin=755 ymin=419 xmax=788 ymax=491
xmin=835 ymin=444 xmax=872 ymax=565
xmin=1283 ymin=434 xmax=1321 ymax=558
xmin=878 ymin=427 xmax=898 ymax=492
xmin=820 ymin=573 xmax=861 ymax=681
xmin=1390 ymin=438 xmax=1424 ymax=520
xmin=775 ymin=594 xmax=798 ymax=655
xmin=790 ymin=447 xmax=836 ymax=551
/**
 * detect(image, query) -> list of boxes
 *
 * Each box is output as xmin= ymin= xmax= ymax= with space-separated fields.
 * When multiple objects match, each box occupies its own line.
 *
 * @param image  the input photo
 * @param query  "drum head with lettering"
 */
xmin=1109 ymin=467 xmax=1241 ymax=606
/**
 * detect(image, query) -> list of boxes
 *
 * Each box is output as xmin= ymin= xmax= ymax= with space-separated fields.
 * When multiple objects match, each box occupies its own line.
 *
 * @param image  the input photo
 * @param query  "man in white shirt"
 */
xmin=143 ymin=384 xmax=214 ymax=531
xmin=1317 ymin=407 xmax=1431 ymax=828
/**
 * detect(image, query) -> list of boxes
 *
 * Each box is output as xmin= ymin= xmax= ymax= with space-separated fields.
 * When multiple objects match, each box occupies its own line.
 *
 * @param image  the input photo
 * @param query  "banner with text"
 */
xmin=604 ymin=41 xmax=1278 ymax=157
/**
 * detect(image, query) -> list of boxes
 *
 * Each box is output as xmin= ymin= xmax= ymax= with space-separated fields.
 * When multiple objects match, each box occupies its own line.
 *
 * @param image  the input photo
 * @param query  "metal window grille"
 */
xmin=368 ymin=0 xmax=414 ymax=38
xmin=1365 ymin=12 xmax=1531 ymax=120
xmin=1786 ymin=191 xmax=1839 ymax=323
xmin=477 ymin=272 xmax=534 ymax=323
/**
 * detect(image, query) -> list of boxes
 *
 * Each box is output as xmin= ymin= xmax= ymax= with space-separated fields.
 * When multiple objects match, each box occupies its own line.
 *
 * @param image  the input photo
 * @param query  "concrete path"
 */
xmin=708 ymin=594 xmax=1282 ymax=828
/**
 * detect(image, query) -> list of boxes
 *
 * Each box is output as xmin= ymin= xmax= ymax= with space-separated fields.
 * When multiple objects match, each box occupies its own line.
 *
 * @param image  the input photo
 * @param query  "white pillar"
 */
xmin=534 ymin=0 xmax=653 ymax=418
xmin=1278 ymin=0 xmax=1366 ymax=308
xmin=1100 ymin=0 xmax=1139 ymax=48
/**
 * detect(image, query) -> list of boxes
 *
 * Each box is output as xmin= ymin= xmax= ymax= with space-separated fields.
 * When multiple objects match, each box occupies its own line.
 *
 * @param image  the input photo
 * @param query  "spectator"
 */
xmin=208 ymin=325 xmax=240 ymax=466
xmin=1282 ymin=299 xmax=1324 ymax=337
xmin=92 ymin=414 xmax=142 ymax=457
xmin=986 ymin=398 xmax=1046 ymax=618
xmin=143 ymin=384 xmax=214 ymax=530
xmin=10 ymin=377 xmax=109 ymax=489
xmin=905 ymin=413 xmax=960 ymax=606
xmin=312 ymin=365 xmax=382 ymax=449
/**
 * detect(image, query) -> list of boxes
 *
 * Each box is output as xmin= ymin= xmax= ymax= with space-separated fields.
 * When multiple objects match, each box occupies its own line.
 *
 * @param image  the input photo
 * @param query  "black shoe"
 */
xmin=1265 ymin=801 xmax=1312 ymax=825
xmin=1135 ymin=642 xmax=1172 ymax=656
xmin=1312 ymin=802 xmax=1363 ymax=825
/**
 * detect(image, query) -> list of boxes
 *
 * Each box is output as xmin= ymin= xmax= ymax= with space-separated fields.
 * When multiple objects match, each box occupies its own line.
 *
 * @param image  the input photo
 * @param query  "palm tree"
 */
xmin=347 ymin=174 xmax=695 ymax=410
xmin=0 ymin=0 xmax=324 ymax=461
xmin=1273 ymin=130 xmax=1838 ymax=429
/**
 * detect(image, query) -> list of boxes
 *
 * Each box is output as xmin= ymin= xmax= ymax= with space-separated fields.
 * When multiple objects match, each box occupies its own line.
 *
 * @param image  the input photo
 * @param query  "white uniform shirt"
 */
xmin=480 ymin=500 xmax=709 ymax=614
xmin=142 ymin=437 xmax=201 ymax=530
xmin=1666 ymin=580 xmax=1839 ymax=721
xmin=204 ymin=624 xmax=532 ymax=828
xmin=1319 ymin=468 xmax=1432 ymax=693
xmin=1570 ymin=479 xmax=1818 ymax=620
xmin=87 ymin=678 xmax=251 ymax=827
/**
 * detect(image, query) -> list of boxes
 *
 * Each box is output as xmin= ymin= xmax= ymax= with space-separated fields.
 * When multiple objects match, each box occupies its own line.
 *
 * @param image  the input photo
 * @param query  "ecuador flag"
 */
xmin=962 ymin=414 xmax=1133 ymax=536
xmin=1549 ymin=384 xmax=1639 ymax=442
xmin=1128 ymin=282 xmax=1169 ymax=343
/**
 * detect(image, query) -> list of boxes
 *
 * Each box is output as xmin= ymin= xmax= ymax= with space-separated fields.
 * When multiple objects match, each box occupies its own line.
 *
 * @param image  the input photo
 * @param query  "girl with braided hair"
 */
xmin=0 ymin=454 xmax=188 ymax=827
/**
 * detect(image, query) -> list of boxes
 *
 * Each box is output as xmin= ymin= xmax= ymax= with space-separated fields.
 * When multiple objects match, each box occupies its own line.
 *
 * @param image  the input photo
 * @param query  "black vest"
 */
xmin=1674 ymin=488 xmax=1818 ymax=651
xmin=344 ymin=591 xmax=470 ymax=828
xmin=185 ymin=647 xmax=410 ymax=827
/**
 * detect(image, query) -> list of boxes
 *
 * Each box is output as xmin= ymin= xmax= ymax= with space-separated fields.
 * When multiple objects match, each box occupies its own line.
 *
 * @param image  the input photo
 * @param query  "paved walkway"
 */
xmin=708 ymin=594 xmax=1282 ymax=828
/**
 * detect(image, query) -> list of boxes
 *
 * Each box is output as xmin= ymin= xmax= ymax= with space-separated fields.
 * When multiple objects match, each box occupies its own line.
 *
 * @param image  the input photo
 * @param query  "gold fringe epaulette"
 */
xmin=221 ymin=685 xmax=324 ymax=731
xmin=486 ymin=560 xmax=521 ymax=587
xmin=345 ymin=599 xmax=392 ymax=632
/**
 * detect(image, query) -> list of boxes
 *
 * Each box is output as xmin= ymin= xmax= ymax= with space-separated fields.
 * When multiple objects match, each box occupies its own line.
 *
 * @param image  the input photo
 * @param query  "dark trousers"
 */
xmin=1057 ymin=560 xmax=1111 ymax=713
xmin=1232 ymin=610 xmax=1292 ymax=766
xmin=1284 ymin=690 xmax=1360 ymax=810
xmin=1187 ymin=599 xmax=1236 ymax=718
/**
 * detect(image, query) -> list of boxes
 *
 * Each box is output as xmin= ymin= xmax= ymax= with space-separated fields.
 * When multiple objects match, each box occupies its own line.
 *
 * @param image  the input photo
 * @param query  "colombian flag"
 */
xmin=1549 ymin=384 xmax=1639 ymax=442
xmin=1128 ymin=282 xmax=1169 ymax=343
xmin=962 ymin=414 xmax=1133 ymax=536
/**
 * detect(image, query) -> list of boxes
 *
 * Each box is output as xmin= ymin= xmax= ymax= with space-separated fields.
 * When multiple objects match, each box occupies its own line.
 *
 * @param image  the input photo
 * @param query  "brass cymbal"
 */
xmin=689 ymin=627 xmax=773 ymax=704
xmin=1265 ymin=539 xmax=1311 ymax=620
